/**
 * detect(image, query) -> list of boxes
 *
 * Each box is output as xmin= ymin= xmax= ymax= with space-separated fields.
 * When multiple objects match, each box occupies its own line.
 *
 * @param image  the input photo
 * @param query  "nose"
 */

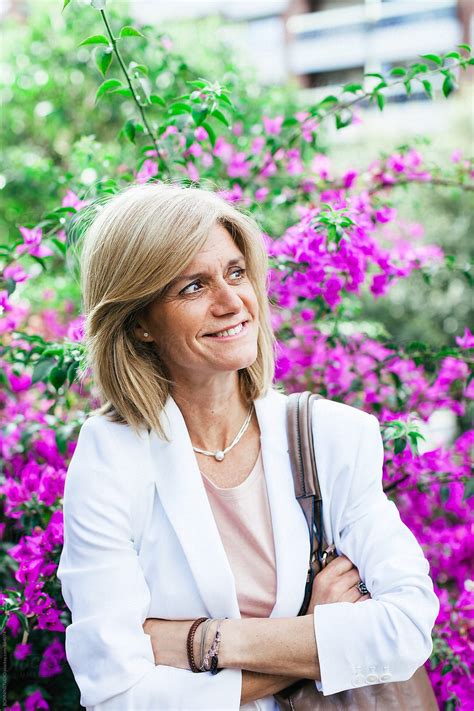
xmin=211 ymin=279 xmax=243 ymax=314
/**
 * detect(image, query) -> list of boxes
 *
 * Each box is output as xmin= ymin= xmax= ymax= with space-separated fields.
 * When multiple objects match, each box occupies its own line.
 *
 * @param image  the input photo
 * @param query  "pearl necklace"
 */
xmin=192 ymin=404 xmax=254 ymax=461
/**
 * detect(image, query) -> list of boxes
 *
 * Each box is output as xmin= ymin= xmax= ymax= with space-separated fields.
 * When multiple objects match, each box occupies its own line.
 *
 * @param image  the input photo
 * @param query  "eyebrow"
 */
xmin=167 ymin=257 xmax=246 ymax=289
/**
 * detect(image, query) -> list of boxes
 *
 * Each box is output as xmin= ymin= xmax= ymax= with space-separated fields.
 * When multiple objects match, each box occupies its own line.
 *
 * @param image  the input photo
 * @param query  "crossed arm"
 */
xmin=142 ymin=614 xmax=319 ymax=706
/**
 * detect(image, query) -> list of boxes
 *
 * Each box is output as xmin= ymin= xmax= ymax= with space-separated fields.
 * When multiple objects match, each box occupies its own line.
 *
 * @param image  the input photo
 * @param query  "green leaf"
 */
xmin=62 ymin=0 xmax=72 ymax=11
xmin=420 ymin=53 xmax=442 ymax=66
xmin=90 ymin=0 xmax=106 ymax=9
xmin=129 ymin=62 xmax=148 ymax=76
xmin=390 ymin=67 xmax=406 ymax=77
xmin=95 ymin=79 xmax=123 ymax=103
xmin=444 ymin=51 xmax=461 ymax=60
xmin=124 ymin=119 xmax=136 ymax=143
xmin=365 ymin=72 xmax=385 ymax=80
xmin=210 ymin=108 xmax=229 ymax=127
xmin=6 ymin=276 xmax=23 ymax=295
xmin=441 ymin=662 xmax=453 ymax=676
xmin=110 ymin=87 xmax=132 ymax=97
xmin=318 ymin=94 xmax=338 ymax=107
xmin=96 ymin=46 xmax=113 ymax=76
xmin=217 ymin=93 xmax=233 ymax=108
xmin=186 ymin=80 xmax=207 ymax=89
xmin=440 ymin=485 xmax=450 ymax=504
xmin=51 ymin=237 xmax=67 ymax=256
xmin=32 ymin=358 xmax=56 ymax=384
xmin=150 ymin=94 xmax=166 ymax=107
xmin=49 ymin=365 xmax=68 ymax=391
xmin=119 ymin=26 xmax=145 ymax=38
xmin=67 ymin=360 xmax=79 ymax=386
xmin=394 ymin=437 xmax=407 ymax=455
xmin=343 ymin=83 xmax=363 ymax=93
xmin=442 ymin=74 xmax=456 ymax=97
xmin=335 ymin=111 xmax=352 ymax=129
xmin=463 ymin=477 xmax=474 ymax=501
xmin=79 ymin=34 xmax=109 ymax=47
xmin=191 ymin=105 xmax=208 ymax=125
xmin=406 ymin=341 xmax=428 ymax=353
xmin=55 ymin=430 xmax=69 ymax=455
xmin=457 ymin=43 xmax=472 ymax=53
xmin=201 ymin=121 xmax=216 ymax=147
xmin=422 ymin=79 xmax=432 ymax=98
xmin=169 ymin=101 xmax=192 ymax=115
xmin=376 ymin=92 xmax=385 ymax=111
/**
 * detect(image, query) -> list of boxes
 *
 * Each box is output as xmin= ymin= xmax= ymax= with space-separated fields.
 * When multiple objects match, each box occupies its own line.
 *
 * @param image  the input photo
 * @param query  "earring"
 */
xmin=143 ymin=332 xmax=149 ymax=337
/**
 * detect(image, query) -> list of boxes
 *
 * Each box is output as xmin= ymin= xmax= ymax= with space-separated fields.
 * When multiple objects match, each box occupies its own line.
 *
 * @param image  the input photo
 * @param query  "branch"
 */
xmin=100 ymin=10 xmax=169 ymax=176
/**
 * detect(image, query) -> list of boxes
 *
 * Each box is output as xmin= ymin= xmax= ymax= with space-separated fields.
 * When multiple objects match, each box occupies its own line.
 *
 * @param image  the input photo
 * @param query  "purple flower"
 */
xmin=213 ymin=136 xmax=233 ymax=163
xmin=0 ymin=289 xmax=12 ymax=313
xmin=8 ymin=370 xmax=32 ymax=392
xmin=254 ymin=187 xmax=269 ymax=202
xmin=311 ymin=154 xmax=331 ymax=179
xmin=61 ymin=190 xmax=88 ymax=210
xmin=262 ymin=115 xmax=283 ymax=136
xmin=186 ymin=161 xmax=200 ymax=182
xmin=14 ymin=643 xmax=33 ymax=660
xmin=24 ymin=690 xmax=49 ymax=711
xmin=251 ymin=136 xmax=265 ymax=154
xmin=194 ymin=126 xmax=208 ymax=141
xmin=342 ymin=170 xmax=358 ymax=188
xmin=227 ymin=151 xmax=250 ymax=178
xmin=136 ymin=159 xmax=158 ymax=183
xmin=66 ymin=315 xmax=85 ymax=342
xmin=39 ymin=637 xmax=65 ymax=677
xmin=455 ymin=327 xmax=474 ymax=349
xmin=4 ymin=264 xmax=29 ymax=283
xmin=16 ymin=227 xmax=53 ymax=258
xmin=374 ymin=205 xmax=397 ymax=223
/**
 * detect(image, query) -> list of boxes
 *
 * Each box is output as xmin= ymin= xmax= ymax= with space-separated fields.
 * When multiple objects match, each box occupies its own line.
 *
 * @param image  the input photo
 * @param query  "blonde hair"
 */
xmin=79 ymin=181 xmax=277 ymax=440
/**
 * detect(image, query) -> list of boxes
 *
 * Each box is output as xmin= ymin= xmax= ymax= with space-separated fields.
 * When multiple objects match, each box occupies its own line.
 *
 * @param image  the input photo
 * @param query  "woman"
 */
xmin=57 ymin=182 xmax=439 ymax=711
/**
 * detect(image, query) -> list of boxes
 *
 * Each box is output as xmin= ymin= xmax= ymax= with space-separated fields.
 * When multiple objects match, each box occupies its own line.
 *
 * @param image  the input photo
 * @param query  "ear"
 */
xmin=133 ymin=317 xmax=152 ymax=343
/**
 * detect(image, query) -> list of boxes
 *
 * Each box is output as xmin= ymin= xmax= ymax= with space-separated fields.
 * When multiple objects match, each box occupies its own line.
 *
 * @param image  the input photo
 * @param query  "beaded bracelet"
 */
xmin=198 ymin=618 xmax=215 ymax=671
xmin=186 ymin=617 xmax=207 ymax=673
xmin=202 ymin=618 xmax=226 ymax=675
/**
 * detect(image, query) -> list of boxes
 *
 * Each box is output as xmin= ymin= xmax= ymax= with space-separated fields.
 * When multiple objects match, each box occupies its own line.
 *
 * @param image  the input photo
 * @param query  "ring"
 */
xmin=357 ymin=580 xmax=369 ymax=595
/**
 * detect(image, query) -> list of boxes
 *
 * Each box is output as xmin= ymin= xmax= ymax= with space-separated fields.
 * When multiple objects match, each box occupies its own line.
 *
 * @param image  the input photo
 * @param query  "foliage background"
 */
xmin=1 ymin=1 xmax=473 ymax=709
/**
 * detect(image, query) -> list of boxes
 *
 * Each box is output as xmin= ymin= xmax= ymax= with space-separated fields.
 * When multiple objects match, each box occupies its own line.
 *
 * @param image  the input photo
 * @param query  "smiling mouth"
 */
xmin=204 ymin=320 xmax=248 ymax=338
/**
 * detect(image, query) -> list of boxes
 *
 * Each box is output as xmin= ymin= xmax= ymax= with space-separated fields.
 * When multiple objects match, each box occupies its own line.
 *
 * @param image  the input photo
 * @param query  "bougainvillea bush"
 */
xmin=1 ymin=1 xmax=473 ymax=709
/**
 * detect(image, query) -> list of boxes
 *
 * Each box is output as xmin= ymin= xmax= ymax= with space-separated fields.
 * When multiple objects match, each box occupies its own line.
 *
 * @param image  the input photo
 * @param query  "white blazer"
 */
xmin=57 ymin=387 xmax=439 ymax=711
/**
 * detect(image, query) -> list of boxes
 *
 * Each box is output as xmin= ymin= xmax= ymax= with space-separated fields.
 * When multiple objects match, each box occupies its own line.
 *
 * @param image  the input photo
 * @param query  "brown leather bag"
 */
xmin=274 ymin=391 xmax=438 ymax=710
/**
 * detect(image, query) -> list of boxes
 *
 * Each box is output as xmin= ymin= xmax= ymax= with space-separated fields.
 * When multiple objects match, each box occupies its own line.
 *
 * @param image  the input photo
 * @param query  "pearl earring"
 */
xmin=143 ymin=332 xmax=149 ymax=337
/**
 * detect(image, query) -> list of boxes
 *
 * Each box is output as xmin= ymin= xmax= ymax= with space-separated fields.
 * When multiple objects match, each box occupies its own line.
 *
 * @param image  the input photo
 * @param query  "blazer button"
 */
xmin=366 ymin=673 xmax=380 ymax=683
xmin=352 ymin=674 xmax=365 ymax=685
xmin=380 ymin=673 xmax=392 ymax=681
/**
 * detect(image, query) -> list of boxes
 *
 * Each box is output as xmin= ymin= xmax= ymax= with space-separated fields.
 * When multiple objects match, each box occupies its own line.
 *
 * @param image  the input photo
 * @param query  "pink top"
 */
xmin=200 ymin=447 xmax=277 ymax=618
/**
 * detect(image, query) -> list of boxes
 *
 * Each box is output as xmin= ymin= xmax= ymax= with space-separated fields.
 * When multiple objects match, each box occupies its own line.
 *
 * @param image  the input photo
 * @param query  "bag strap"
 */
xmin=287 ymin=391 xmax=330 ymax=616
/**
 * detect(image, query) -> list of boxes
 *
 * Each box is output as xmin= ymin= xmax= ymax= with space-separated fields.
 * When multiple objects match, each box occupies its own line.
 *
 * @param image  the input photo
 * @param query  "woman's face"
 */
xmin=135 ymin=223 xmax=260 ymax=385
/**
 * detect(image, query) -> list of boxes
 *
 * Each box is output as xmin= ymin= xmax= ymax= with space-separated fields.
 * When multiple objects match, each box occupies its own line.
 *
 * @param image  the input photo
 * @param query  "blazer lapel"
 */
xmin=149 ymin=388 xmax=310 ymax=621
xmin=149 ymin=395 xmax=240 ymax=619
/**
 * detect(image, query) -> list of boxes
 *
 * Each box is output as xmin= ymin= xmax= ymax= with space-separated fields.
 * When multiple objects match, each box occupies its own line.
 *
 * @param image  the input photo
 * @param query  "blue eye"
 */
xmin=180 ymin=268 xmax=246 ymax=296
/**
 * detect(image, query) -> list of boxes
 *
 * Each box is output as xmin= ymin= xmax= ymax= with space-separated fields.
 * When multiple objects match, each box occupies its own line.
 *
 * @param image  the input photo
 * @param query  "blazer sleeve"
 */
xmin=56 ymin=417 xmax=242 ymax=710
xmin=311 ymin=407 xmax=440 ymax=697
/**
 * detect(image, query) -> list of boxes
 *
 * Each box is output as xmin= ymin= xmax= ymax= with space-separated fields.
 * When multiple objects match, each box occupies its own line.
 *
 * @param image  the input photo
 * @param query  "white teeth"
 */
xmin=212 ymin=322 xmax=244 ymax=338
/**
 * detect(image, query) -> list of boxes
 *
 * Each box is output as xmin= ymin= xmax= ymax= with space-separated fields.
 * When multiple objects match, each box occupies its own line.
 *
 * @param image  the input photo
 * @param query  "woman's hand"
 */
xmin=306 ymin=554 xmax=371 ymax=613
xmin=143 ymin=618 xmax=193 ymax=669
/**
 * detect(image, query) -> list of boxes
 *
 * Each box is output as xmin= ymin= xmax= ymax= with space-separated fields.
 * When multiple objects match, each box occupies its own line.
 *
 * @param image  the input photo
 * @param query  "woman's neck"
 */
xmin=171 ymin=379 xmax=251 ymax=451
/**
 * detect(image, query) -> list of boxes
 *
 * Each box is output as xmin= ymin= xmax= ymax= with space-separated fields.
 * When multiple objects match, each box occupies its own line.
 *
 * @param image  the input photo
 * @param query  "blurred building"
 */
xmin=132 ymin=0 xmax=473 ymax=92
xmin=288 ymin=0 xmax=473 ymax=99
